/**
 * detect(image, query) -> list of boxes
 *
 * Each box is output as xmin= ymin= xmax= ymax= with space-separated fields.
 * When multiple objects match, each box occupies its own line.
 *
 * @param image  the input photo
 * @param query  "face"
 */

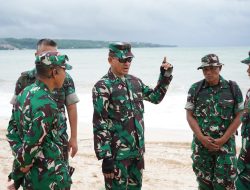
xmin=108 ymin=57 xmax=132 ymax=77
xmin=202 ymin=66 xmax=221 ymax=86
xmin=247 ymin=65 xmax=250 ymax=77
xmin=53 ymin=67 xmax=66 ymax=88
xmin=36 ymin=44 xmax=57 ymax=55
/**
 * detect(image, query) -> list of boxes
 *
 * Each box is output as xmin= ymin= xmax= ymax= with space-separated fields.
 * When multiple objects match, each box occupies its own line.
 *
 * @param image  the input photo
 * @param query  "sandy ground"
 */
xmin=0 ymin=118 xmax=199 ymax=190
xmin=0 ymin=118 xmax=243 ymax=190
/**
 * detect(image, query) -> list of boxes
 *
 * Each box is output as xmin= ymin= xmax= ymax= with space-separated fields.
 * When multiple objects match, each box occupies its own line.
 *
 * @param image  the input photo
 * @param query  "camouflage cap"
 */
xmin=35 ymin=51 xmax=72 ymax=70
xmin=241 ymin=51 xmax=250 ymax=64
xmin=197 ymin=54 xmax=223 ymax=70
xmin=109 ymin=42 xmax=134 ymax=59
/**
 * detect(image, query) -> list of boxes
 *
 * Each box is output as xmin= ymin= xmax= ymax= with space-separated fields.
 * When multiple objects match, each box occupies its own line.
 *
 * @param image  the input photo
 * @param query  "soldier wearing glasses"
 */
xmin=92 ymin=42 xmax=173 ymax=190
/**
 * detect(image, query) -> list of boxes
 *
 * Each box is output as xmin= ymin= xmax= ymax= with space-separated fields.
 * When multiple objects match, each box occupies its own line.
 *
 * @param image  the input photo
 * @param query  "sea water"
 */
xmin=0 ymin=46 xmax=249 ymax=131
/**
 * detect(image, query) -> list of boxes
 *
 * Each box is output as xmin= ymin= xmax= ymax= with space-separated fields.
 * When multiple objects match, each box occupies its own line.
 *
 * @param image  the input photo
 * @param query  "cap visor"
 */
xmin=125 ymin=52 xmax=134 ymax=58
xmin=65 ymin=64 xmax=72 ymax=70
xmin=241 ymin=57 xmax=250 ymax=64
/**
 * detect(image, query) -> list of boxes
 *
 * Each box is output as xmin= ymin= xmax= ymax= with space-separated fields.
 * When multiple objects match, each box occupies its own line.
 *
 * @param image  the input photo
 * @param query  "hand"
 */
xmin=104 ymin=172 xmax=115 ymax=179
xmin=102 ymin=157 xmax=114 ymax=179
xmin=161 ymin=56 xmax=173 ymax=77
xmin=20 ymin=164 xmax=33 ymax=173
xmin=213 ymin=137 xmax=227 ymax=148
xmin=200 ymin=136 xmax=220 ymax=152
xmin=68 ymin=137 xmax=78 ymax=158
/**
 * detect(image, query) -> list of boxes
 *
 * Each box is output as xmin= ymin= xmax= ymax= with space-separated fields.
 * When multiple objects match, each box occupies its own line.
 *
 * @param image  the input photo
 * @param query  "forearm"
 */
xmin=186 ymin=110 xmax=204 ymax=141
xmin=143 ymin=74 xmax=173 ymax=104
xmin=67 ymin=103 xmax=78 ymax=139
xmin=221 ymin=112 xmax=242 ymax=142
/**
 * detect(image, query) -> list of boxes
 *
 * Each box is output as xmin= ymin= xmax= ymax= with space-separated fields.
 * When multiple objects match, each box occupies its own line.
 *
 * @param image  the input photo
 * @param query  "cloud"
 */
xmin=0 ymin=0 xmax=249 ymax=46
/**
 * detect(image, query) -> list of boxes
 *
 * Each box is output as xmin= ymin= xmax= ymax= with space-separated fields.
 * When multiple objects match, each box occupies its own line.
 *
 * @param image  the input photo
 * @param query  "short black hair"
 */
xmin=36 ymin=39 xmax=57 ymax=50
xmin=36 ymin=64 xmax=56 ymax=78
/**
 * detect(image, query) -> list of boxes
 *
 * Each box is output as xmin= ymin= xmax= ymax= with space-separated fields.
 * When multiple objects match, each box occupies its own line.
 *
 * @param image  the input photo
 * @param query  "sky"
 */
xmin=0 ymin=0 xmax=249 ymax=47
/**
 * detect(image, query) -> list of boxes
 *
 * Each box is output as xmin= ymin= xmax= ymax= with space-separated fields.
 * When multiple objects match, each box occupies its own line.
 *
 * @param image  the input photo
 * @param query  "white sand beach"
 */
xmin=0 ymin=118 xmax=198 ymax=190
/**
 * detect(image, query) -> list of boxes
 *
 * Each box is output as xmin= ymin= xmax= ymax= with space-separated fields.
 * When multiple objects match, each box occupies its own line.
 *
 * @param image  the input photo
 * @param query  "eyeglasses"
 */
xmin=118 ymin=57 xmax=133 ymax=63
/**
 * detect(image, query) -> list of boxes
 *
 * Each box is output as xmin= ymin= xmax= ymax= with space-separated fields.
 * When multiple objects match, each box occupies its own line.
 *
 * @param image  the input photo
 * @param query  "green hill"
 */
xmin=0 ymin=38 xmax=177 ymax=50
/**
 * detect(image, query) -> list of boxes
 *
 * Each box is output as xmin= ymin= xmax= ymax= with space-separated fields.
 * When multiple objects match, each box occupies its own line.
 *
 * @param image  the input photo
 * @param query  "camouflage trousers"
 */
xmin=236 ymin=162 xmax=250 ymax=190
xmin=24 ymin=159 xmax=72 ymax=190
xmin=105 ymin=157 xmax=144 ymax=190
xmin=192 ymin=152 xmax=237 ymax=190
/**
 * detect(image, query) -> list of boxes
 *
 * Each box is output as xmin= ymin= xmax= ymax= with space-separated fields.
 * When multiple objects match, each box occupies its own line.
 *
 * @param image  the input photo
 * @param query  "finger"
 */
xmin=162 ymin=56 xmax=167 ymax=63
xmin=110 ymin=173 xmax=114 ymax=179
xmin=71 ymin=148 xmax=78 ymax=158
xmin=104 ymin=173 xmax=111 ymax=179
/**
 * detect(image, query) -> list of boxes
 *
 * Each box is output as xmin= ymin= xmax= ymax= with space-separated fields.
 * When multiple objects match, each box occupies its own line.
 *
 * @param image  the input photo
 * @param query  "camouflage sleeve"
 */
xmin=11 ymin=70 xmax=35 ymax=105
xmin=6 ymin=109 xmax=22 ymax=155
xmin=185 ymin=84 xmax=196 ymax=111
xmin=10 ymin=75 xmax=26 ymax=105
xmin=15 ymin=107 xmax=56 ymax=168
xmin=64 ymin=73 xmax=79 ymax=106
xmin=141 ymin=73 xmax=172 ymax=104
xmin=92 ymin=81 xmax=112 ymax=160
xmin=234 ymin=83 xmax=244 ymax=113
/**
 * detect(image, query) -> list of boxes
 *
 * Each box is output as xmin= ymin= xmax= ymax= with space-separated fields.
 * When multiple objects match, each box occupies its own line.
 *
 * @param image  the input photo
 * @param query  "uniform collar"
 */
xmin=35 ymin=80 xmax=51 ymax=93
xmin=108 ymin=68 xmax=127 ymax=82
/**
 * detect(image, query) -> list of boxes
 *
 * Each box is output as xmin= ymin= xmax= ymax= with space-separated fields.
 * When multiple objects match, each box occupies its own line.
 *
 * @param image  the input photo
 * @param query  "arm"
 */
xmin=92 ymin=82 xmax=112 ymax=160
xmin=142 ymin=59 xmax=173 ymax=104
xmin=214 ymin=83 xmax=244 ymax=147
xmin=66 ymin=103 xmax=78 ymax=157
xmin=6 ymin=110 xmax=22 ymax=155
xmin=186 ymin=110 xmax=219 ymax=151
xmin=10 ymin=70 xmax=35 ymax=105
xmin=15 ymin=108 xmax=55 ymax=168
xmin=93 ymin=82 xmax=115 ymax=179
xmin=214 ymin=112 xmax=242 ymax=147
xmin=64 ymin=73 xmax=80 ymax=157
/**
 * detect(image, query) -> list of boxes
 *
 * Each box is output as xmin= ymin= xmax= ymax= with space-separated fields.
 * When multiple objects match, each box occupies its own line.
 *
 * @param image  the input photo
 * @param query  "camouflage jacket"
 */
xmin=92 ymin=69 xmax=172 ymax=160
xmin=238 ymin=89 xmax=250 ymax=164
xmin=185 ymin=76 xmax=244 ymax=154
xmin=6 ymin=80 xmax=71 ymax=189
xmin=10 ymin=68 xmax=79 ymax=135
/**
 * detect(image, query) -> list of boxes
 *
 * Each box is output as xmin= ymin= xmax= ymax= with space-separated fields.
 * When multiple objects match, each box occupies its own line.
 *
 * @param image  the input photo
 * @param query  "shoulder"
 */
xmin=64 ymin=72 xmax=73 ymax=81
xmin=188 ymin=80 xmax=204 ymax=93
xmin=93 ymin=74 xmax=112 ymax=94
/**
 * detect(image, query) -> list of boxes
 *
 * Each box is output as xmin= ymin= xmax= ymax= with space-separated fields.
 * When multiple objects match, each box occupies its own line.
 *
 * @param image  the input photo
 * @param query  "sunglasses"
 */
xmin=118 ymin=57 xmax=133 ymax=63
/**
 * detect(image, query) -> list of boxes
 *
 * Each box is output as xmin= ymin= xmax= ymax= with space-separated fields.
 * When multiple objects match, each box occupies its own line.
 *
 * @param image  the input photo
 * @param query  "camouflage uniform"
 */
xmin=93 ymin=42 xmax=173 ymax=190
xmin=236 ymin=52 xmax=250 ymax=190
xmin=185 ymin=54 xmax=244 ymax=190
xmin=10 ymin=67 xmax=79 ymax=162
xmin=7 ymin=53 xmax=73 ymax=189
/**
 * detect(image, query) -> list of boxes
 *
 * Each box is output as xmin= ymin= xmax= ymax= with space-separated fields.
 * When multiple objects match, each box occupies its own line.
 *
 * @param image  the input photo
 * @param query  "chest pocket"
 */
xmin=218 ymin=92 xmax=234 ymax=120
xmin=194 ymin=90 xmax=209 ymax=117
xmin=129 ymin=79 xmax=144 ymax=114
xmin=110 ymin=84 xmax=129 ymax=121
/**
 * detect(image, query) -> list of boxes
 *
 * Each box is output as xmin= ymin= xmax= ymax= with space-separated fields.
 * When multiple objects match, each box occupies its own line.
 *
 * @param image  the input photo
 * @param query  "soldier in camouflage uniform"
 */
xmin=236 ymin=51 xmax=250 ymax=190
xmin=9 ymin=39 xmax=79 ymax=189
xmin=7 ymin=52 xmax=73 ymax=189
xmin=11 ymin=39 xmax=79 ymax=159
xmin=185 ymin=54 xmax=244 ymax=190
xmin=92 ymin=42 xmax=173 ymax=190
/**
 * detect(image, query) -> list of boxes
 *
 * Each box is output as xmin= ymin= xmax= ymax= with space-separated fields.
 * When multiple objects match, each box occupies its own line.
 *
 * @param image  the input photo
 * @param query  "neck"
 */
xmin=37 ymin=76 xmax=55 ymax=91
xmin=207 ymin=78 xmax=220 ymax=86
xmin=111 ymin=68 xmax=124 ymax=78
